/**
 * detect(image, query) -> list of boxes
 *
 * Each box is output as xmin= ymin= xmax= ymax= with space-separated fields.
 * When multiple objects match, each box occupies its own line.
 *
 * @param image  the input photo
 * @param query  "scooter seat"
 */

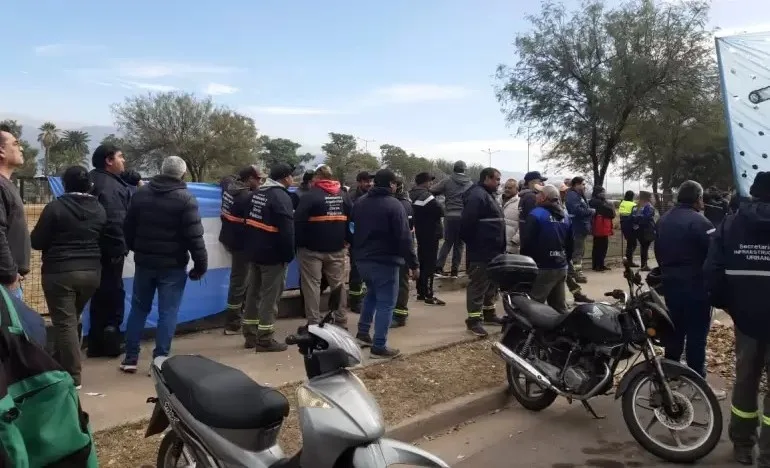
xmin=161 ymin=355 xmax=289 ymax=430
xmin=510 ymin=296 xmax=569 ymax=330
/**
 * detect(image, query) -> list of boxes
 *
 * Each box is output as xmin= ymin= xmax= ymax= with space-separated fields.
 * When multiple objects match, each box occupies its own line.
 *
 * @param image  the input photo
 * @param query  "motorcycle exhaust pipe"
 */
xmin=492 ymin=342 xmax=562 ymax=394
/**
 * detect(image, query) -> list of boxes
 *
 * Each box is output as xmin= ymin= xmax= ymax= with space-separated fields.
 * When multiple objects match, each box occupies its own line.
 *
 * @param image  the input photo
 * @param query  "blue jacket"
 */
xmin=630 ymin=204 xmax=656 ymax=242
xmin=565 ymin=189 xmax=592 ymax=236
xmin=351 ymin=187 xmax=418 ymax=269
xmin=655 ymin=204 xmax=714 ymax=289
xmin=704 ymin=201 xmax=770 ymax=341
xmin=459 ymin=183 xmax=505 ymax=264
xmin=520 ymin=204 xmax=573 ymax=270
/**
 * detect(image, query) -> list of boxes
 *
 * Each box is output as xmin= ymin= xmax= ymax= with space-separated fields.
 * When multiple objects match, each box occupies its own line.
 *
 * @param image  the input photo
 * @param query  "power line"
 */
xmin=480 ymin=148 xmax=501 ymax=166
xmin=356 ymin=137 xmax=376 ymax=153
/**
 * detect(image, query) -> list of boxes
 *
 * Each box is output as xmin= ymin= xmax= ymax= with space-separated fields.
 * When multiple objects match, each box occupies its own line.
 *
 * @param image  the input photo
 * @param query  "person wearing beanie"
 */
xmin=241 ymin=162 xmax=296 ymax=352
xmin=218 ymin=165 xmax=263 ymax=334
xmin=705 ymin=171 xmax=770 ymax=466
xmin=431 ymin=160 xmax=472 ymax=277
xmin=30 ymin=165 xmax=107 ymax=388
xmin=120 ymin=156 xmax=208 ymax=373
xmin=350 ymin=168 xmax=418 ymax=358
xmin=656 ymin=180 xmax=725 ymax=399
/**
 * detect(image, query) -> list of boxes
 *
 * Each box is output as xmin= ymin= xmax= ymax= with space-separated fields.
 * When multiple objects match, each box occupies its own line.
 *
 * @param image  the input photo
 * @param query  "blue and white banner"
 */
xmin=716 ymin=30 xmax=770 ymax=196
xmin=47 ymin=178 xmax=300 ymax=332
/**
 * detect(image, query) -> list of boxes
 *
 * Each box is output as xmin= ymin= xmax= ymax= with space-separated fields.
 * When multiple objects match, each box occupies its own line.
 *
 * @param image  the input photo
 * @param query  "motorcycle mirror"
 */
xmin=320 ymin=310 xmax=334 ymax=327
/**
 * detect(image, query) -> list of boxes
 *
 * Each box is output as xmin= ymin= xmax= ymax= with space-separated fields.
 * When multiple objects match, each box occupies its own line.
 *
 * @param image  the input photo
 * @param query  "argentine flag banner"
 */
xmin=716 ymin=29 xmax=770 ymax=196
xmin=47 ymin=177 xmax=300 ymax=333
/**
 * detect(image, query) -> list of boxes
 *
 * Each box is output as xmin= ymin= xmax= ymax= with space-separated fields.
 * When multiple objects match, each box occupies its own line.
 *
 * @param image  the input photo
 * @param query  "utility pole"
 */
xmin=526 ymin=127 xmax=531 ymax=172
xmin=480 ymin=148 xmax=501 ymax=167
xmin=356 ymin=137 xmax=375 ymax=153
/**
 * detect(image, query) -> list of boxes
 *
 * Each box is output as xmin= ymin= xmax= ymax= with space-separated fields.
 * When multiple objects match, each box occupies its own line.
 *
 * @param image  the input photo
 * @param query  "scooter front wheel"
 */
xmin=157 ymin=431 xmax=197 ymax=468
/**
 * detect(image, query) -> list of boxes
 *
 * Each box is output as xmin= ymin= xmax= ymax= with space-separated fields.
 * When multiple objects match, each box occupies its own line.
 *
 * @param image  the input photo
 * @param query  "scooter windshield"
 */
xmin=308 ymin=324 xmax=364 ymax=366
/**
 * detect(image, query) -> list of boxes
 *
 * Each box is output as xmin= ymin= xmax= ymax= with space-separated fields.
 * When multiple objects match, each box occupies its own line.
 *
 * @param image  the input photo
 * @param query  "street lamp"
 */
xmin=480 ymin=148 xmax=501 ymax=166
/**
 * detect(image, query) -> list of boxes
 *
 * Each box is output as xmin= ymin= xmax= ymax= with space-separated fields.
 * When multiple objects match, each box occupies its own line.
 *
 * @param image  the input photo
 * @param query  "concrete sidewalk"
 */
xmin=78 ymin=268 xmax=650 ymax=432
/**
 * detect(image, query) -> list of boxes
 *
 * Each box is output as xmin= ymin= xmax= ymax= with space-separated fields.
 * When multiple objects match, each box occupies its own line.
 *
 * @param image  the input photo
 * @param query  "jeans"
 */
xmin=356 ymin=260 xmax=399 ymax=349
xmin=662 ymin=281 xmax=711 ymax=377
xmin=124 ymin=266 xmax=188 ymax=362
xmin=436 ymin=217 xmax=464 ymax=273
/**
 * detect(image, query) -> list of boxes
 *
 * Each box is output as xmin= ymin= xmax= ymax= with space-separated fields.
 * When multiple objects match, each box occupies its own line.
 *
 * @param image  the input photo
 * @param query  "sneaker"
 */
xmin=628 ymin=261 xmax=640 ymax=267
xmin=573 ymin=292 xmax=594 ymax=303
xmin=600 ymin=266 xmax=612 ymax=271
xmin=575 ymin=275 xmax=588 ymax=284
xmin=640 ymin=265 xmax=652 ymax=272
xmin=733 ymin=446 xmax=754 ymax=465
xmin=466 ymin=319 xmax=488 ymax=338
xmin=424 ymin=297 xmax=446 ymax=306
xmin=74 ymin=385 xmax=82 ymax=391
xmin=434 ymin=270 xmax=448 ymax=278
xmin=254 ymin=338 xmax=288 ymax=353
xmin=119 ymin=360 xmax=138 ymax=374
xmin=450 ymin=269 xmax=459 ymax=278
xmin=416 ymin=294 xmax=426 ymax=301
xmin=370 ymin=346 xmax=401 ymax=359
xmin=356 ymin=333 xmax=373 ymax=348
xmin=223 ymin=322 xmax=241 ymax=335
xmin=390 ymin=317 xmax=406 ymax=329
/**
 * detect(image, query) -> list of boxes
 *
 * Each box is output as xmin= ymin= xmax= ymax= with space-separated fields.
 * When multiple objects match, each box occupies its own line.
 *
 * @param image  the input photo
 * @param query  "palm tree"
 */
xmin=37 ymin=122 xmax=59 ymax=176
xmin=60 ymin=130 xmax=91 ymax=157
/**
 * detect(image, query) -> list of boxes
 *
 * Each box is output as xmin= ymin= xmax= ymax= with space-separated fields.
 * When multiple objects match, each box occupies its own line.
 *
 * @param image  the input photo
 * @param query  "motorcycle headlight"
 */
xmin=297 ymin=386 xmax=334 ymax=409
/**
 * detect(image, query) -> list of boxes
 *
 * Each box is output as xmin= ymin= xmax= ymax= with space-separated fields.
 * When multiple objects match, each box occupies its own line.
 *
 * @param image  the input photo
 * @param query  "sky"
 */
xmin=2 ymin=0 xmax=769 ymax=184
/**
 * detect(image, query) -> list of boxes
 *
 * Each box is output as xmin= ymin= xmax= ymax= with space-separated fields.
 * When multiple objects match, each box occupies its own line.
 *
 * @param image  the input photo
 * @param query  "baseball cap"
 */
xmin=524 ymin=171 xmax=547 ymax=183
xmin=269 ymin=163 xmax=295 ymax=181
xmin=374 ymin=168 xmax=397 ymax=187
xmin=453 ymin=161 xmax=467 ymax=173
xmin=415 ymin=172 xmax=435 ymax=185
xmin=356 ymin=171 xmax=373 ymax=182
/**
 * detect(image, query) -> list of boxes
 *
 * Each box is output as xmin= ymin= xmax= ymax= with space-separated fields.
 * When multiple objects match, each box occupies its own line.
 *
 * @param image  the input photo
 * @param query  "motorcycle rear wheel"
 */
xmin=504 ymin=333 xmax=558 ymax=411
xmin=157 ymin=431 xmax=196 ymax=468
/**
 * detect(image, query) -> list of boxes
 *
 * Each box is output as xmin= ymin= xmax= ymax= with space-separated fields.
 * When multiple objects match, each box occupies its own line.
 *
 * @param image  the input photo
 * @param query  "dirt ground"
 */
xmin=93 ymin=339 xmax=504 ymax=467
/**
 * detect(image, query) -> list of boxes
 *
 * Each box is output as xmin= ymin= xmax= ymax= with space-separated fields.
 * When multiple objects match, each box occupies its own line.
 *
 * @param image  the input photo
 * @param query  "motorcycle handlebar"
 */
xmin=285 ymin=334 xmax=313 ymax=347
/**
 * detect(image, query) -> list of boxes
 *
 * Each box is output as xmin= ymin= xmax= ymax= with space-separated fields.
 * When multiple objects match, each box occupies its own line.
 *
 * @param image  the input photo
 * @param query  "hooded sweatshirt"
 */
xmin=244 ymin=178 xmax=295 ymax=264
xmin=219 ymin=179 xmax=252 ymax=251
xmin=409 ymin=186 xmax=443 ymax=241
xmin=30 ymin=193 xmax=107 ymax=274
xmin=705 ymin=201 xmax=770 ymax=341
xmin=521 ymin=202 xmax=574 ymax=270
xmin=294 ymin=179 xmax=351 ymax=252
xmin=431 ymin=172 xmax=472 ymax=217
xmin=123 ymin=175 xmax=208 ymax=273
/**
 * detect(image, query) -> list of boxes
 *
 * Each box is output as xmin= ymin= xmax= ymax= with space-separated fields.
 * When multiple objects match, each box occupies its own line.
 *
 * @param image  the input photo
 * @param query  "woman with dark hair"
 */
xmin=30 ymin=165 xmax=107 ymax=389
xmin=589 ymin=186 xmax=616 ymax=271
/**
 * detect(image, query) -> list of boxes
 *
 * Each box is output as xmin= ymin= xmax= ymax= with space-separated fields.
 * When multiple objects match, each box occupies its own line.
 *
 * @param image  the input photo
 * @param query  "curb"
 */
xmin=386 ymin=385 xmax=510 ymax=443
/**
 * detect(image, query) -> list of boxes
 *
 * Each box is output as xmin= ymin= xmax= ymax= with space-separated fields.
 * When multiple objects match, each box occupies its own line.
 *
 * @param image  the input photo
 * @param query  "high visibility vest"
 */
xmin=618 ymin=200 xmax=636 ymax=217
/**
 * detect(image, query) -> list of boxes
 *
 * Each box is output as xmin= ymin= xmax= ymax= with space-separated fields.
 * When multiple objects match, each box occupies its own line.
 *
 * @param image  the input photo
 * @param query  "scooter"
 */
xmin=145 ymin=311 xmax=450 ymax=467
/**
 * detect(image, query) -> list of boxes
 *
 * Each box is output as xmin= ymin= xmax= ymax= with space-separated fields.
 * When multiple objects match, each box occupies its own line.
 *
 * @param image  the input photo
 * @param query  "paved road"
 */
xmin=418 ymin=386 xmax=741 ymax=468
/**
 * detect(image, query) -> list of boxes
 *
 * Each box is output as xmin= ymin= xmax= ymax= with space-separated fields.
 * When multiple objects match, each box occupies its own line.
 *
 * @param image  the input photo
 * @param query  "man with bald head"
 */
xmin=520 ymin=184 xmax=573 ymax=313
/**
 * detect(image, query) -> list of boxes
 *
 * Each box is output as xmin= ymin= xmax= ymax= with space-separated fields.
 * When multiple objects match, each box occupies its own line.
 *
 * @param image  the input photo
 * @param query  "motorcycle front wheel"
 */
xmin=621 ymin=371 xmax=722 ymax=463
xmin=157 ymin=431 xmax=198 ymax=468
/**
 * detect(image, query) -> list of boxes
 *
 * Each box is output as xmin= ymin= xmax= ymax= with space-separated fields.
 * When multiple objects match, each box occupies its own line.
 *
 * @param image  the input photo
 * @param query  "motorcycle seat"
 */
xmin=161 ymin=355 xmax=289 ymax=430
xmin=511 ymin=296 xmax=570 ymax=330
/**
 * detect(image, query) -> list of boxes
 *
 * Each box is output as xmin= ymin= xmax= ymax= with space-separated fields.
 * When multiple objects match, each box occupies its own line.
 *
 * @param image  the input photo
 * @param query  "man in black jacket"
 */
xmin=705 ymin=172 xmax=770 ymax=466
xmin=351 ymin=169 xmax=417 ymax=359
xmin=409 ymin=172 xmax=445 ymax=306
xmin=347 ymin=171 xmax=373 ymax=313
xmin=119 ymin=156 xmax=207 ymax=373
xmin=242 ymin=163 xmax=295 ymax=352
xmin=295 ymin=165 xmax=350 ymax=327
xmin=0 ymin=124 xmax=30 ymax=301
xmin=460 ymin=167 xmax=505 ymax=337
xmin=88 ymin=143 xmax=131 ymax=358
xmin=219 ymin=165 xmax=263 ymax=334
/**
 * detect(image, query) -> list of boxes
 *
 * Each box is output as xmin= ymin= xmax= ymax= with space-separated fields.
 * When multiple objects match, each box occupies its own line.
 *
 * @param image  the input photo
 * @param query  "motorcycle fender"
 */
xmin=144 ymin=402 xmax=170 ymax=437
xmin=614 ymin=358 xmax=703 ymax=400
xmin=351 ymin=438 xmax=450 ymax=467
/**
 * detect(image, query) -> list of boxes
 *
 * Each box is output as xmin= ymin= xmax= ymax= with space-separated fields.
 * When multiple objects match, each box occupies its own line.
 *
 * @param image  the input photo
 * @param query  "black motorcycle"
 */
xmin=488 ymin=254 xmax=722 ymax=463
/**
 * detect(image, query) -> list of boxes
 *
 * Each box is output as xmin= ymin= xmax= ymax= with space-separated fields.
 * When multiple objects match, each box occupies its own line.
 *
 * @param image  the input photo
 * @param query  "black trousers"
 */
xmin=625 ymin=234 xmax=652 ymax=266
xmin=87 ymin=257 xmax=126 ymax=356
xmin=592 ymin=236 xmax=609 ymax=269
xmin=416 ymin=236 xmax=439 ymax=298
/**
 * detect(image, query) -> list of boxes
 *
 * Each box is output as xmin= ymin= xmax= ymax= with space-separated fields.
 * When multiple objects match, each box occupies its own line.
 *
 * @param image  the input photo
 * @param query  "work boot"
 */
xmin=223 ymin=309 xmax=242 ymax=335
xmin=573 ymin=292 xmax=594 ymax=303
xmin=574 ymin=274 xmax=588 ymax=284
xmin=356 ymin=333 xmax=373 ymax=348
xmin=483 ymin=309 xmax=504 ymax=326
xmin=733 ymin=445 xmax=754 ymax=465
xmin=424 ymin=296 xmax=446 ymax=306
xmin=102 ymin=326 xmax=124 ymax=358
xmin=466 ymin=318 xmax=488 ymax=338
xmin=450 ymin=269 xmax=459 ymax=278
xmin=371 ymin=346 xmax=401 ymax=359
xmin=390 ymin=315 xmax=407 ymax=329
xmin=348 ymin=295 xmax=362 ymax=314
xmin=254 ymin=338 xmax=288 ymax=353
xmin=416 ymin=294 xmax=426 ymax=301
xmin=244 ymin=334 xmax=257 ymax=349
xmin=640 ymin=264 xmax=651 ymax=272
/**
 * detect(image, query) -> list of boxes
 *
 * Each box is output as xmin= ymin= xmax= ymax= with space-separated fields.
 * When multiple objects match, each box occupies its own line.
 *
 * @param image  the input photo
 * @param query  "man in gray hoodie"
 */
xmin=432 ymin=161 xmax=472 ymax=277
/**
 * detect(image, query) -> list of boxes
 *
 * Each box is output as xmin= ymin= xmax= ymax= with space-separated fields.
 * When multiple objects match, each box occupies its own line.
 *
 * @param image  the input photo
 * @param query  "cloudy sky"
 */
xmin=2 ymin=0 xmax=768 ymax=177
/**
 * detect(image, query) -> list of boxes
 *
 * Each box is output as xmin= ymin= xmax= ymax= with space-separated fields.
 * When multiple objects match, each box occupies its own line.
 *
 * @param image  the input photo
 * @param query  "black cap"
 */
xmin=302 ymin=171 xmax=315 ymax=183
xmin=237 ymin=165 xmax=260 ymax=181
xmin=356 ymin=171 xmax=373 ymax=182
xmin=374 ymin=168 xmax=397 ymax=187
xmin=269 ymin=163 xmax=295 ymax=181
xmin=524 ymin=171 xmax=547 ymax=183
xmin=453 ymin=160 xmax=467 ymax=173
xmin=415 ymin=172 xmax=435 ymax=185
xmin=751 ymin=171 xmax=770 ymax=201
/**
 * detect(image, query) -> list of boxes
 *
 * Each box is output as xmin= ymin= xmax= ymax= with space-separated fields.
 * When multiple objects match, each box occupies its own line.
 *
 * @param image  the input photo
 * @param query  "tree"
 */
xmin=112 ymin=92 xmax=262 ymax=181
xmin=59 ymin=130 xmax=91 ymax=158
xmin=323 ymin=133 xmax=372 ymax=183
xmin=0 ymin=120 xmax=22 ymax=139
xmin=46 ymin=146 xmax=88 ymax=176
xmin=37 ymin=122 xmax=59 ymax=176
xmin=379 ymin=144 xmax=434 ymax=188
xmin=495 ymin=0 xmax=712 ymax=187
xmin=259 ymin=136 xmax=315 ymax=173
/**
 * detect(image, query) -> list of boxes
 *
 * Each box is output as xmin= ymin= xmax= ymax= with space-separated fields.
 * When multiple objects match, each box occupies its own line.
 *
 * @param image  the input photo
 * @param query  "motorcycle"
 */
xmin=145 ymin=312 xmax=450 ymax=468
xmin=488 ymin=254 xmax=723 ymax=463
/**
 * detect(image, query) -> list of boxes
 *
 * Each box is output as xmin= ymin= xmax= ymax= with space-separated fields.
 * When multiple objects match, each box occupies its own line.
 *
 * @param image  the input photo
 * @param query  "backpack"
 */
xmin=0 ymin=286 xmax=98 ymax=468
